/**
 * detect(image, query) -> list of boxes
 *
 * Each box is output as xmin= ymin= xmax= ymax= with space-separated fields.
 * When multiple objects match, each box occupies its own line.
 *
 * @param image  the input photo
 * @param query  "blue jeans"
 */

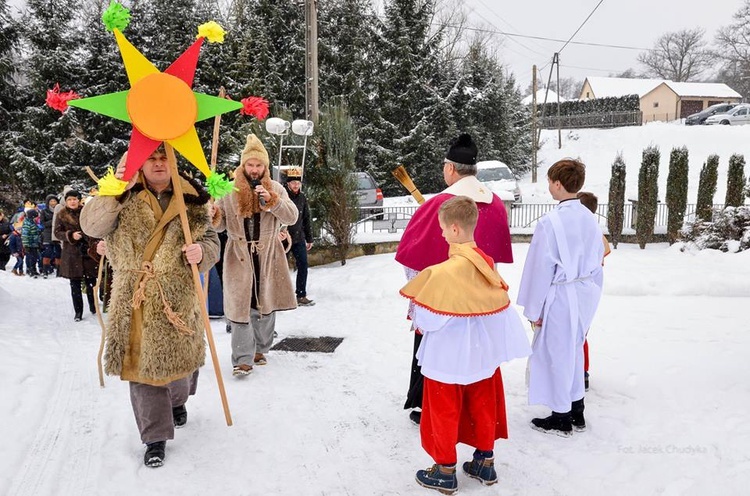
xmin=290 ymin=241 xmax=308 ymax=298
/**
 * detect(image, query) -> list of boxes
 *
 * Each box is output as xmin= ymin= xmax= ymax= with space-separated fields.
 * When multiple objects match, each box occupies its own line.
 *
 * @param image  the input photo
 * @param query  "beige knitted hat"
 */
xmin=240 ymin=133 xmax=269 ymax=168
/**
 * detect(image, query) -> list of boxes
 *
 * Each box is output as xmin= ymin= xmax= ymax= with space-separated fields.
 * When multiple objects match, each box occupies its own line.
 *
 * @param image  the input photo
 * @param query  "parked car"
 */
xmin=351 ymin=171 xmax=384 ymax=219
xmin=475 ymin=160 xmax=522 ymax=204
xmin=685 ymin=103 xmax=738 ymax=125
xmin=704 ymin=104 xmax=750 ymax=125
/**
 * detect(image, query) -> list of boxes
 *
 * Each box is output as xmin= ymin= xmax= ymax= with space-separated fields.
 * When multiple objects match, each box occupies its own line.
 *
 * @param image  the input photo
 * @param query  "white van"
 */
xmin=475 ymin=160 xmax=522 ymax=203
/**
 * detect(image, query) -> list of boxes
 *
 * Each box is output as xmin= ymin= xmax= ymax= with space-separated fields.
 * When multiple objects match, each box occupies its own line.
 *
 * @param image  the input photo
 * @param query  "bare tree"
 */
xmin=637 ymin=27 xmax=713 ymax=81
xmin=715 ymin=1 xmax=750 ymax=98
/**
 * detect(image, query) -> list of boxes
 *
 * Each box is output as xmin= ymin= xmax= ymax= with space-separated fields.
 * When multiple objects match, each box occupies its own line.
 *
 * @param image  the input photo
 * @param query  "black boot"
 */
xmin=173 ymin=404 xmax=188 ymax=428
xmin=71 ymin=279 xmax=84 ymax=320
xmin=571 ymin=398 xmax=586 ymax=432
xmin=531 ymin=411 xmax=573 ymax=437
xmin=144 ymin=441 xmax=166 ymax=468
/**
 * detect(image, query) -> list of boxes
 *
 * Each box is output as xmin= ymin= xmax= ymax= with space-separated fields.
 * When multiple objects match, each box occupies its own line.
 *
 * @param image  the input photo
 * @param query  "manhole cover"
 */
xmin=271 ymin=336 xmax=344 ymax=353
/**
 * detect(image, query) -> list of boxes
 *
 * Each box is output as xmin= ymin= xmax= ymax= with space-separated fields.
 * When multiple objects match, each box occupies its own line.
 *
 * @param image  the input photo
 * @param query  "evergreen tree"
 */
xmin=636 ymin=146 xmax=659 ymax=249
xmin=725 ymin=153 xmax=746 ymax=207
xmin=607 ymin=153 xmax=626 ymax=249
xmin=307 ymin=100 xmax=358 ymax=265
xmin=0 ymin=0 xmax=21 ymax=208
xmin=696 ymin=154 xmax=719 ymax=221
xmin=665 ymin=146 xmax=689 ymax=244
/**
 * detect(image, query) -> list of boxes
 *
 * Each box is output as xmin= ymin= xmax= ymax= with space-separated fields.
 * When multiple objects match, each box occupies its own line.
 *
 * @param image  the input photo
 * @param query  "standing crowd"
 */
xmin=5 ymin=131 xmax=607 ymax=494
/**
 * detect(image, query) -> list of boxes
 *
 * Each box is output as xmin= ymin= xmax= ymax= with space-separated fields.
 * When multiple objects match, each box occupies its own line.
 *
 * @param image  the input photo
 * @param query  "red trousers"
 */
xmin=421 ymin=368 xmax=508 ymax=465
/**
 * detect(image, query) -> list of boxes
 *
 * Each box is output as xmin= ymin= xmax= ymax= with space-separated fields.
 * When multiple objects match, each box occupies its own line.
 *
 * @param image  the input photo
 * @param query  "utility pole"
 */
xmin=531 ymin=65 xmax=538 ymax=183
xmin=555 ymin=52 xmax=562 ymax=149
xmin=304 ymin=0 xmax=320 ymax=123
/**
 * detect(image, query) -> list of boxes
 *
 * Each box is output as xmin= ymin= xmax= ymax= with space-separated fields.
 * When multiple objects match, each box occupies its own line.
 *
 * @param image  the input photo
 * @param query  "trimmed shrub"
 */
xmin=665 ymin=146 xmax=689 ymax=244
xmin=696 ymin=154 xmax=719 ymax=222
xmin=607 ymin=154 xmax=626 ymax=248
xmin=725 ymin=154 xmax=746 ymax=207
xmin=636 ymin=146 xmax=659 ymax=249
xmin=682 ymin=206 xmax=750 ymax=252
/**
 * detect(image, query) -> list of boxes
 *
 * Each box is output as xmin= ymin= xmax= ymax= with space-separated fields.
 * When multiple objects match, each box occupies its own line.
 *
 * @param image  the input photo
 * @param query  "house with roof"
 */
xmin=579 ymin=76 xmax=742 ymax=123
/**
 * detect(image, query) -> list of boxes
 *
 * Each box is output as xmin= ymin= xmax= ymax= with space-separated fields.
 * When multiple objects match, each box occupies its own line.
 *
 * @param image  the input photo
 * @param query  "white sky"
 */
xmin=460 ymin=0 xmax=745 ymax=90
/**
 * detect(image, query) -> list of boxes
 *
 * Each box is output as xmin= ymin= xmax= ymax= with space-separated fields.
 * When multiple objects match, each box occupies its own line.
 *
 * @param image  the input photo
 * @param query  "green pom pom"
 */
xmin=102 ymin=1 xmax=131 ymax=32
xmin=207 ymin=173 xmax=235 ymax=199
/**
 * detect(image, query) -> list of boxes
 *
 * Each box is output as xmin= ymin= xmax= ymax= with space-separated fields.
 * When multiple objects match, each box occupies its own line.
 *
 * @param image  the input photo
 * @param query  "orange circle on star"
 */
xmin=127 ymin=73 xmax=197 ymax=141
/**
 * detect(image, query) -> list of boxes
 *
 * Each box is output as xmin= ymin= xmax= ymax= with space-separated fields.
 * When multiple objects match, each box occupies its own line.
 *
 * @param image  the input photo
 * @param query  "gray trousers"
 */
xmin=230 ymin=309 xmax=276 ymax=366
xmin=129 ymin=369 xmax=199 ymax=444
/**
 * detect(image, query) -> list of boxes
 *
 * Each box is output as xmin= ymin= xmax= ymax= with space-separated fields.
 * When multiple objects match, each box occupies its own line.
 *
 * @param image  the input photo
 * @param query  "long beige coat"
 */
xmin=214 ymin=169 xmax=298 ymax=322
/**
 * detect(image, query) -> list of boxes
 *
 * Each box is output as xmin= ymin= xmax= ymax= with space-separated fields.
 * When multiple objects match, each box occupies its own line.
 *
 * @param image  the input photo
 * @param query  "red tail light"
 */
xmin=376 ymin=188 xmax=384 ymax=201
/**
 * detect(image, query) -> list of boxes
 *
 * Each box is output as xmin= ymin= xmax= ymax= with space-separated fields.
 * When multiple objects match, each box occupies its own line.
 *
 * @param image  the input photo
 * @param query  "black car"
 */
xmin=685 ymin=103 xmax=738 ymax=125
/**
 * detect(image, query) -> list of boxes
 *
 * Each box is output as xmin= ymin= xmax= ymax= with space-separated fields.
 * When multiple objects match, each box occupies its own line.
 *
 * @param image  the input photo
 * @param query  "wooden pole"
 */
xmin=94 ymin=254 xmax=108 ymax=387
xmin=165 ymin=144 xmax=233 ymax=426
xmin=210 ymin=87 xmax=226 ymax=172
xmin=555 ymin=53 xmax=562 ymax=149
xmin=304 ymin=0 xmax=320 ymax=123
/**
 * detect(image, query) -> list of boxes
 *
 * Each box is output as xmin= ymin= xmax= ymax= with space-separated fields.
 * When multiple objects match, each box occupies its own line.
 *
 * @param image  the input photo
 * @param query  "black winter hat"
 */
xmin=64 ymin=190 xmax=81 ymax=200
xmin=445 ymin=133 xmax=478 ymax=166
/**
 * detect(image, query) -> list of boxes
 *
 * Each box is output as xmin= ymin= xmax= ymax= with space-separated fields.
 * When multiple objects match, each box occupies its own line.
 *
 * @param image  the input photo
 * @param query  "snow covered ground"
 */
xmin=2 ymin=241 xmax=749 ymax=496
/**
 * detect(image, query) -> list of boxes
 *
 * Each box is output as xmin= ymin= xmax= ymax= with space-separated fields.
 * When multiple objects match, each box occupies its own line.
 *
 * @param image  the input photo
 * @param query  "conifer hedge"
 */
xmin=607 ymin=154 xmax=627 ymax=248
xmin=636 ymin=146 xmax=660 ymax=249
xmin=665 ymin=146 xmax=689 ymax=244
xmin=696 ymin=154 xmax=719 ymax=222
xmin=725 ymin=154 xmax=746 ymax=208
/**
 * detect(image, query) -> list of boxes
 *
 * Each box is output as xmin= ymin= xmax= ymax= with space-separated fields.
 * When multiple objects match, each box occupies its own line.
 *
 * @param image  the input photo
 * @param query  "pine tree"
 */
xmin=665 ymin=146 xmax=689 ymax=244
xmin=0 ymin=0 xmax=21 ymax=208
xmin=307 ymin=100 xmax=358 ymax=265
xmin=696 ymin=154 xmax=719 ymax=221
xmin=725 ymin=154 xmax=746 ymax=207
xmin=607 ymin=153 xmax=626 ymax=249
xmin=636 ymin=146 xmax=659 ymax=249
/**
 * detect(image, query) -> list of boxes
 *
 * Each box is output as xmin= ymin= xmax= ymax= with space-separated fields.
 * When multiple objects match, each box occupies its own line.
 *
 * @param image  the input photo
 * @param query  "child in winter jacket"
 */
xmin=22 ymin=209 xmax=42 ymax=277
xmin=9 ymin=226 xmax=24 ymax=276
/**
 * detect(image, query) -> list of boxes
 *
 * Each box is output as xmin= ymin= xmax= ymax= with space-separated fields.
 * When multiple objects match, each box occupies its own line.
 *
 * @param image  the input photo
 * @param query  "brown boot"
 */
xmin=254 ymin=353 xmax=267 ymax=365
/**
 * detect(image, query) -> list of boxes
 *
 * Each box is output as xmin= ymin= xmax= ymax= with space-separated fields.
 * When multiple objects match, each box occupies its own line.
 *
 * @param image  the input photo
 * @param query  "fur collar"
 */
xmin=57 ymin=205 xmax=82 ymax=229
xmin=233 ymin=165 xmax=275 ymax=217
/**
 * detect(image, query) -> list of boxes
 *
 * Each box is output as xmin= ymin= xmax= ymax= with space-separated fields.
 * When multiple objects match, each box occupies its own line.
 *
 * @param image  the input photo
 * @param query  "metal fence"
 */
xmin=540 ymin=110 xmax=642 ymax=130
xmin=354 ymin=202 xmax=724 ymax=234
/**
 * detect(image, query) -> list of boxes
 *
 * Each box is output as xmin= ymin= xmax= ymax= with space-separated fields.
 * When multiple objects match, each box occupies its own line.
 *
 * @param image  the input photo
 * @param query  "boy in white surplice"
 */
xmin=518 ymin=159 xmax=604 ymax=437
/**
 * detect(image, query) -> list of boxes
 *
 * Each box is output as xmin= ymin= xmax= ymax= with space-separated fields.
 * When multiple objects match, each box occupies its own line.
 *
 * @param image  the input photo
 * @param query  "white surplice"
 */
xmin=517 ymin=199 xmax=604 ymax=412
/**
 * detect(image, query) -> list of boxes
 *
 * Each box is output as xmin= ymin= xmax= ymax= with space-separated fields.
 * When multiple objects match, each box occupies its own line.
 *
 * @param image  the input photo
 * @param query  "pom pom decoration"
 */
xmin=45 ymin=83 xmax=80 ymax=112
xmin=97 ymin=167 xmax=129 ymax=196
xmin=197 ymin=21 xmax=225 ymax=43
xmin=102 ymin=1 xmax=131 ymax=33
xmin=206 ymin=172 xmax=235 ymax=199
xmin=240 ymin=96 xmax=270 ymax=120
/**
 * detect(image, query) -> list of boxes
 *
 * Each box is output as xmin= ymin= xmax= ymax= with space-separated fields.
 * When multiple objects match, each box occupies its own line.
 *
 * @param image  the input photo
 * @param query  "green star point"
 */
xmin=194 ymin=93 xmax=243 ymax=122
xmin=68 ymin=91 xmax=132 ymax=123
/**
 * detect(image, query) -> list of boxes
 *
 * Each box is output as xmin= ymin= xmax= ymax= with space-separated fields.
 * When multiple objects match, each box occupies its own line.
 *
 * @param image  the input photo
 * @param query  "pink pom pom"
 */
xmin=240 ymin=96 xmax=270 ymax=120
xmin=45 ymin=83 xmax=80 ymax=112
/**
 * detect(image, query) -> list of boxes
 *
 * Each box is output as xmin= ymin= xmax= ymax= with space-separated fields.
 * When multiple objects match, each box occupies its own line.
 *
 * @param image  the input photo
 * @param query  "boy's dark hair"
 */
xmin=548 ymin=159 xmax=586 ymax=193
xmin=577 ymin=191 xmax=598 ymax=214
xmin=439 ymin=196 xmax=478 ymax=232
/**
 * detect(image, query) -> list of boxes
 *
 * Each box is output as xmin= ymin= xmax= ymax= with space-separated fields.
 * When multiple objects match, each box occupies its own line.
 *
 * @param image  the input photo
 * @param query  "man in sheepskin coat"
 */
xmin=212 ymin=133 xmax=298 ymax=377
xmin=80 ymin=148 xmax=220 ymax=468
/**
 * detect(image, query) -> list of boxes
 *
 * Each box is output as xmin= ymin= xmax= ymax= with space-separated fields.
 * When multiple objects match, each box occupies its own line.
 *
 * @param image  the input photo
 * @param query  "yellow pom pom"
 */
xmin=97 ymin=168 xmax=128 ymax=196
xmin=197 ymin=21 xmax=225 ymax=43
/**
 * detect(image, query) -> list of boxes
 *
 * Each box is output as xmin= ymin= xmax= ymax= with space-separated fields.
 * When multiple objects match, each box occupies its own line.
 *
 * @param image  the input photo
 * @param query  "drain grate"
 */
xmin=271 ymin=336 xmax=344 ymax=353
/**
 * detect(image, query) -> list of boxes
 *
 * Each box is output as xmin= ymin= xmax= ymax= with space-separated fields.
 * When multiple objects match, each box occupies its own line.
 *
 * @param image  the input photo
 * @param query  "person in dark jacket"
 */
xmin=285 ymin=167 xmax=314 ymax=306
xmin=40 ymin=194 xmax=61 ymax=277
xmin=9 ymin=225 xmax=24 ymax=275
xmin=55 ymin=190 xmax=99 ymax=321
xmin=0 ymin=211 xmax=11 ymax=270
xmin=22 ymin=208 xmax=42 ymax=277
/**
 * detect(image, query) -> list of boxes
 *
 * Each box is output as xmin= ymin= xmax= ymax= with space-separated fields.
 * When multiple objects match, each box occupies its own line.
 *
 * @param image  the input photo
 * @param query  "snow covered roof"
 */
xmin=522 ymin=89 xmax=566 ymax=105
xmin=582 ymin=77 xmax=664 ymax=98
xmin=661 ymin=81 xmax=742 ymax=99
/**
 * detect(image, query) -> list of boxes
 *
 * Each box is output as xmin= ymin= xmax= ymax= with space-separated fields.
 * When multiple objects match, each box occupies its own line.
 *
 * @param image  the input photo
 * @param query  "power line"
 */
xmin=469 ymin=0 xmax=549 ymax=56
xmin=559 ymin=0 xmax=606 ymax=53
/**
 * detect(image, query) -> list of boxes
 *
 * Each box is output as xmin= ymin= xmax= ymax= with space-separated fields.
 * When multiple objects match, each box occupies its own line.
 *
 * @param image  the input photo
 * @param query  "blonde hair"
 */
xmin=439 ymin=196 xmax=478 ymax=232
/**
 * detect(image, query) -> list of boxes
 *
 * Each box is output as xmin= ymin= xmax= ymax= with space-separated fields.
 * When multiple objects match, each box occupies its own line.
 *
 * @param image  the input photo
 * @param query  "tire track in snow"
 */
xmin=7 ymin=325 xmax=98 ymax=496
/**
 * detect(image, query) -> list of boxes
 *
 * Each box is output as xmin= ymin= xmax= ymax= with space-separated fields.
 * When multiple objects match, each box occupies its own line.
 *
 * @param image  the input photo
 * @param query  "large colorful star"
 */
xmin=68 ymin=27 xmax=241 ymax=194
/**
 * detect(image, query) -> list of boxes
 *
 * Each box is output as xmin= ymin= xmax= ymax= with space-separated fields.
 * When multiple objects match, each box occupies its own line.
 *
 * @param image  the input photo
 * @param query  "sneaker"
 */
xmin=144 ymin=441 xmax=166 ymax=468
xmin=254 ymin=353 xmax=267 ymax=365
xmin=531 ymin=412 xmax=573 ymax=437
xmin=173 ymin=405 xmax=187 ymax=428
xmin=415 ymin=464 xmax=458 ymax=495
xmin=297 ymin=296 xmax=315 ymax=306
xmin=409 ymin=410 xmax=421 ymax=425
xmin=571 ymin=399 xmax=586 ymax=432
xmin=232 ymin=364 xmax=253 ymax=377
xmin=462 ymin=453 xmax=498 ymax=486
